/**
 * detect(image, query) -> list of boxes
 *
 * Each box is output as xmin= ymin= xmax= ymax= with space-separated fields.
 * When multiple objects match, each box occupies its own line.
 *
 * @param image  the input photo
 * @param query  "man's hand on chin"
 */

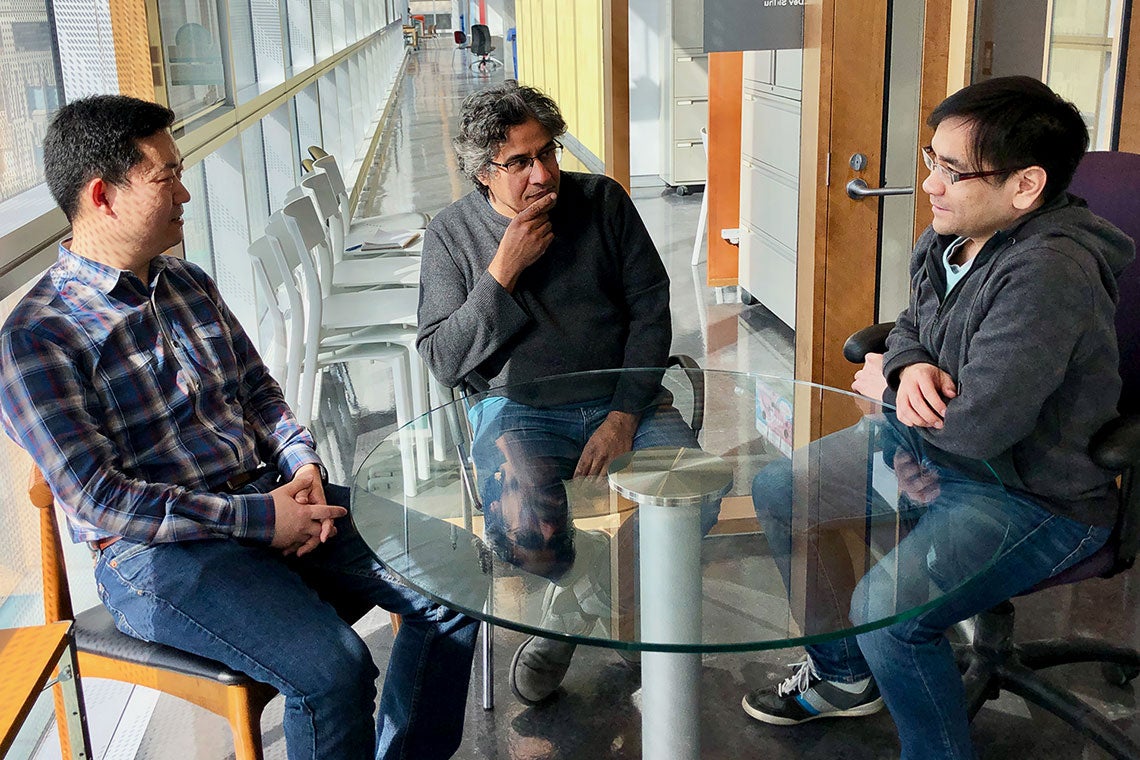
xmin=574 ymin=411 xmax=638 ymax=478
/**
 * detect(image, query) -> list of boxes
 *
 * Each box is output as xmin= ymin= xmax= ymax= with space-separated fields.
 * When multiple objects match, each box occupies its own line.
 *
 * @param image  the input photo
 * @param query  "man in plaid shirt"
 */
xmin=0 ymin=95 xmax=477 ymax=760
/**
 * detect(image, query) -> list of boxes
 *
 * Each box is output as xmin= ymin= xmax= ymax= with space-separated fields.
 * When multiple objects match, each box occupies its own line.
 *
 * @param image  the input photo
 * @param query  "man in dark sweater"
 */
xmin=416 ymin=81 xmax=705 ymax=705
xmin=741 ymin=77 xmax=1134 ymax=760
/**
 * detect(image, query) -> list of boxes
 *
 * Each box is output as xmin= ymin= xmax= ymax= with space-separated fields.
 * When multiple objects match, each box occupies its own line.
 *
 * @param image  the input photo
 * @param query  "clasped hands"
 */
xmin=270 ymin=463 xmax=344 ymax=557
xmin=852 ymin=353 xmax=957 ymax=430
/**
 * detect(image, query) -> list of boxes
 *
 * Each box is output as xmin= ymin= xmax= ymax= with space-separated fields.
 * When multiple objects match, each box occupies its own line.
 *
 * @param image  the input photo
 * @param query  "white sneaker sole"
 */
xmin=741 ymin=695 xmax=884 ymax=726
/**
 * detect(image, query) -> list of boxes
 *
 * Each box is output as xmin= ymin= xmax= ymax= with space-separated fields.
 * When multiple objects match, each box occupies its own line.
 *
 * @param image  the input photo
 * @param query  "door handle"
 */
xmin=845 ymin=178 xmax=914 ymax=200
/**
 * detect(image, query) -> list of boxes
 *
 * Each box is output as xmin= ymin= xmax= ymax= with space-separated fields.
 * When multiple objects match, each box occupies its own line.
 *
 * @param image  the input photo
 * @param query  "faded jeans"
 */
xmin=751 ymin=413 xmax=1110 ymax=760
xmin=94 ymin=474 xmax=479 ymax=760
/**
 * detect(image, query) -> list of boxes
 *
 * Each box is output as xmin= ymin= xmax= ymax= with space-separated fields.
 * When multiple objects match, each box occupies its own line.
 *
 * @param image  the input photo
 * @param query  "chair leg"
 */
xmin=1016 ymin=638 xmax=1140 ymax=671
xmin=997 ymin=662 xmax=1140 ymax=760
xmin=391 ymin=612 xmax=402 ymax=634
xmin=51 ymin=683 xmax=73 ymax=758
xmin=956 ymin=648 xmax=999 ymax=720
xmin=226 ymin=684 xmax=274 ymax=760
xmin=691 ymin=182 xmax=709 ymax=266
xmin=481 ymin=621 xmax=494 ymax=711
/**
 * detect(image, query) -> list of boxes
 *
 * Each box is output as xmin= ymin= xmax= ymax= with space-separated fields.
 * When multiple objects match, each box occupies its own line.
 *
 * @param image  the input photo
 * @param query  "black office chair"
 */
xmin=843 ymin=151 xmax=1140 ymax=759
xmin=468 ymin=24 xmax=502 ymax=72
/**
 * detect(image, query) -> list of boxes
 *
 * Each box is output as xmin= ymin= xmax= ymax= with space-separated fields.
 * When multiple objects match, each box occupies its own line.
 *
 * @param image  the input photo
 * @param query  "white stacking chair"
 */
xmin=247 ymin=236 xmax=304 ymax=409
xmin=250 ymin=231 xmax=420 ymax=493
xmin=298 ymin=173 xmax=424 ymax=290
xmin=310 ymin=154 xmax=432 ymax=254
xmin=267 ymin=199 xmax=434 ymax=480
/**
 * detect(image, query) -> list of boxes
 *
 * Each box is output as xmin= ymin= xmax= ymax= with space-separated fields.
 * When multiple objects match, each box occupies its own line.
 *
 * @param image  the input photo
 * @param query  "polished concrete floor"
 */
xmin=112 ymin=36 xmax=1140 ymax=760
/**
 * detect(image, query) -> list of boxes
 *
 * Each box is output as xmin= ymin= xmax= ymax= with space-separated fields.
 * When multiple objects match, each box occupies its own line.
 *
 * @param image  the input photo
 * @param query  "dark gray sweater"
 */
xmin=883 ymin=193 xmax=1135 ymax=526
xmin=416 ymin=172 xmax=671 ymax=410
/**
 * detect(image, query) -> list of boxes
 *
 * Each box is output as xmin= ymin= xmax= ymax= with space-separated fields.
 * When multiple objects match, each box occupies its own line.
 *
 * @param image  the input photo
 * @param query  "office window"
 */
xmin=241 ymin=122 xmax=272 ymax=238
xmin=11 ymin=21 xmax=53 ymax=51
xmin=286 ymin=0 xmax=315 ymax=73
xmin=333 ymin=65 xmax=355 ymax=166
xmin=228 ymin=0 xmax=258 ymax=101
xmin=293 ymin=82 xmax=323 ymax=164
xmin=331 ymin=0 xmax=347 ymax=51
xmin=157 ymin=0 xmax=226 ymax=121
xmin=312 ymin=0 xmax=333 ymax=60
xmin=203 ymin=140 xmax=256 ymax=332
xmin=181 ymin=162 xmax=213 ymax=269
xmin=262 ymin=102 xmax=297 ymax=217
xmin=0 ymin=0 xmax=65 ymax=214
xmin=1044 ymin=0 xmax=1126 ymax=149
xmin=316 ymin=72 xmax=341 ymax=158
xmin=251 ymin=0 xmax=286 ymax=90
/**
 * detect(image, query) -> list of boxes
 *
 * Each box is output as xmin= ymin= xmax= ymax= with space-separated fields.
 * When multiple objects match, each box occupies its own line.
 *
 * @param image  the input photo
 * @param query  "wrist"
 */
xmin=487 ymin=257 xmax=518 ymax=293
xmin=606 ymin=410 xmax=639 ymax=435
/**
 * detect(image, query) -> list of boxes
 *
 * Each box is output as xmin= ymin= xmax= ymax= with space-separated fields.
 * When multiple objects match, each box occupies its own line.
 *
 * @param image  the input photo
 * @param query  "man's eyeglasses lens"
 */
xmin=499 ymin=143 xmax=563 ymax=175
xmin=922 ymin=147 xmax=959 ymax=184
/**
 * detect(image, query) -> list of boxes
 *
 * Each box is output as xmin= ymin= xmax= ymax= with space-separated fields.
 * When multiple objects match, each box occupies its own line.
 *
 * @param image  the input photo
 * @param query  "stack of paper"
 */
xmin=356 ymin=230 xmax=422 ymax=252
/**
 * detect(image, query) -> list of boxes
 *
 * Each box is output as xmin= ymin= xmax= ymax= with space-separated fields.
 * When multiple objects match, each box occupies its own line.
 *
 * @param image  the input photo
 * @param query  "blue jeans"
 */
xmin=94 ymin=476 xmax=479 ymax=760
xmin=468 ymin=396 xmax=721 ymax=553
xmin=752 ymin=414 xmax=1110 ymax=760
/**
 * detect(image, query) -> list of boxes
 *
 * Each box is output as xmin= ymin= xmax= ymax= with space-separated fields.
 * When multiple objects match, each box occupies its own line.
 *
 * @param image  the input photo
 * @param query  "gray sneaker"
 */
xmin=742 ymin=659 xmax=883 ymax=725
xmin=510 ymin=635 xmax=578 ymax=705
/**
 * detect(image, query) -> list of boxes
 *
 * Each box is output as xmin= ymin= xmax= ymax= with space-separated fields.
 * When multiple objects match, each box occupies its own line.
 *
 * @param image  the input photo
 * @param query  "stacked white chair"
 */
xmin=267 ymin=198 xmax=433 ymax=480
xmin=310 ymin=153 xmax=431 ymax=256
xmin=246 ymin=234 xmax=418 ymax=492
xmin=293 ymin=169 xmax=450 ymax=465
xmin=298 ymin=171 xmax=423 ymax=290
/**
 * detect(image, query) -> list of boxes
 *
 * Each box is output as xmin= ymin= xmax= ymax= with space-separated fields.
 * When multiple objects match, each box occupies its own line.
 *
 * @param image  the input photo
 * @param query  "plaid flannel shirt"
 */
xmin=0 ymin=245 xmax=321 ymax=544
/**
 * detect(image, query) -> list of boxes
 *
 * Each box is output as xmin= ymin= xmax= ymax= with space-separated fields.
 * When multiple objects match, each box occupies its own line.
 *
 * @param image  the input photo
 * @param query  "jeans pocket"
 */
xmin=99 ymin=540 xmax=156 ymax=584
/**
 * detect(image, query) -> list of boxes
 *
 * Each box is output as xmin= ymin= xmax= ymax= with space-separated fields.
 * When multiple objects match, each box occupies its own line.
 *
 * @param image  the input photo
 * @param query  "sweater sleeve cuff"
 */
xmin=227 ymin=493 xmax=276 ymax=542
xmin=470 ymin=271 xmax=530 ymax=331
xmin=883 ymin=348 xmax=937 ymax=389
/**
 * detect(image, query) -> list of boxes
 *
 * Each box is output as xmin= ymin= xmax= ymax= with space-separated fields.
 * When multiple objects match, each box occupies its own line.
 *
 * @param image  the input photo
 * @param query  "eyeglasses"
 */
xmin=921 ymin=146 xmax=1016 ymax=185
xmin=488 ymin=141 xmax=563 ymax=176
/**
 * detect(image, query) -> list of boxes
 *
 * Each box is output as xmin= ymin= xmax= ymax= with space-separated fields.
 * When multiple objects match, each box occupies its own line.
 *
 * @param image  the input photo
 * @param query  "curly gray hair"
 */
xmin=454 ymin=80 xmax=567 ymax=196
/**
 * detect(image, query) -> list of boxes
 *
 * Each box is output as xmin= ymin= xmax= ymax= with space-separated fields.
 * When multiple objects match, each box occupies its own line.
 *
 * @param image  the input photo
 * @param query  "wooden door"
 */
xmin=795 ymin=0 xmax=966 ymax=438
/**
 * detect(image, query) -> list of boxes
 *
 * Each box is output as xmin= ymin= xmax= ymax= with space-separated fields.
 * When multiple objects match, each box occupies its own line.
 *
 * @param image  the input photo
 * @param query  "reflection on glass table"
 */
xmin=351 ymin=368 xmax=1012 ymax=760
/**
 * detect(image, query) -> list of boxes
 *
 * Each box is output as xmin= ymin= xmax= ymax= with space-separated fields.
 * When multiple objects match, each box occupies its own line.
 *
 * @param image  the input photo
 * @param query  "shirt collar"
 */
xmin=55 ymin=241 xmax=170 ymax=294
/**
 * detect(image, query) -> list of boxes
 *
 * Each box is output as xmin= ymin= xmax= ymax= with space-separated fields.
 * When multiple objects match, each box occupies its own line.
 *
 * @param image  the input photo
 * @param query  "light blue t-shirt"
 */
xmin=942 ymin=237 xmax=974 ymax=296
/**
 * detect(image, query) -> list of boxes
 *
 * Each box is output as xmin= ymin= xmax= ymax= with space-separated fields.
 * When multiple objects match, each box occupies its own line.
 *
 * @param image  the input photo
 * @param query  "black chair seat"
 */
xmin=75 ymin=604 xmax=258 ymax=686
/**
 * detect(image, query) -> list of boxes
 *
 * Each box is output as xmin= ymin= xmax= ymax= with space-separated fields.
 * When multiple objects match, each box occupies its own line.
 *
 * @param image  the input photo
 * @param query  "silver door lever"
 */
xmin=846 ymin=178 xmax=914 ymax=200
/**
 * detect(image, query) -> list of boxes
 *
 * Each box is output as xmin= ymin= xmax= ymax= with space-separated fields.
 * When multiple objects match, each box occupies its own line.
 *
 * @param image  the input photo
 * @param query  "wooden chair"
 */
xmin=1 ymin=622 xmax=92 ymax=759
xmin=29 ymin=466 xmax=277 ymax=759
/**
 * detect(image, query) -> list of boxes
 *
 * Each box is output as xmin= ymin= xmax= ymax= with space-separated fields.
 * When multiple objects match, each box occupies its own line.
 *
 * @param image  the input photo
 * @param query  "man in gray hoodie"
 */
xmin=417 ymin=81 xmax=708 ymax=706
xmin=741 ymin=76 xmax=1134 ymax=760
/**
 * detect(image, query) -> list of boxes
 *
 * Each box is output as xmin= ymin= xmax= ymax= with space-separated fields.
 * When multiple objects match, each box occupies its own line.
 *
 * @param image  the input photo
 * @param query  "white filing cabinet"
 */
xmin=661 ymin=0 xmax=709 ymax=191
xmin=738 ymin=48 xmax=802 ymax=329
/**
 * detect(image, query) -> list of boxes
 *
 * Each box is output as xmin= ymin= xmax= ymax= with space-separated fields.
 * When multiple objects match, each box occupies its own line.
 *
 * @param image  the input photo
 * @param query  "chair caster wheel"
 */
xmin=675 ymin=185 xmax=691 ymax=197
xmin=1101 ymin=662 xmax=1140 ymax=687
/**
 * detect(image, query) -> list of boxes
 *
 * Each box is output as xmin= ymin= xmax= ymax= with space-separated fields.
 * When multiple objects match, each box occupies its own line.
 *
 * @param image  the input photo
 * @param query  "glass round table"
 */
xmin=350 ymin=368 xmax=1012 ymax=760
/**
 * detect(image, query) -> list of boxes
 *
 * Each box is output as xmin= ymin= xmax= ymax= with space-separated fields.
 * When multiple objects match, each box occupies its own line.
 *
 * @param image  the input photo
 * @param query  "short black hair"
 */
xmin=43 ymin=95 xmax=176 ymax=221
xmin=929 ymin=76 xmax=1089 ymax=202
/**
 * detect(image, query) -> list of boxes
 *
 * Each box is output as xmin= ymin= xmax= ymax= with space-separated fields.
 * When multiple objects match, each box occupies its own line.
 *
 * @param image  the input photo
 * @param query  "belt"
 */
xmin=90 ymin=535 xmax=122 ymax=552
xmin=221 ymin=465 xmax=276 ymax=493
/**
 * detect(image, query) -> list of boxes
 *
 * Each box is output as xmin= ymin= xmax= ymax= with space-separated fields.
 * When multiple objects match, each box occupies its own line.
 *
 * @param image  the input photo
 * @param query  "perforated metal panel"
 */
xmin=52 ymin=0 xmax=118 ymax=99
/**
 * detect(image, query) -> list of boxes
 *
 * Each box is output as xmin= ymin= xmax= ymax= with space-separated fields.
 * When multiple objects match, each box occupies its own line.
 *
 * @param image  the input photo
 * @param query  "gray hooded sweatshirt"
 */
xmin=882 ymin=193 xmax=1135 ymax=526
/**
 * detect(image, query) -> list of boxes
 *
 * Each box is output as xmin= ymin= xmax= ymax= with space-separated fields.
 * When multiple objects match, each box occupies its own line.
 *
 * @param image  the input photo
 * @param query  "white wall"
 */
xmin=629 ymin=0 xmax=664 ymax=178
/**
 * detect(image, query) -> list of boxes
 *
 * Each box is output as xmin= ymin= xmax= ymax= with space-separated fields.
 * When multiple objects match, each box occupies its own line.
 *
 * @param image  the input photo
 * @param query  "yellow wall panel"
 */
xmin=515 ymin=0 xmax=606 ymax=166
